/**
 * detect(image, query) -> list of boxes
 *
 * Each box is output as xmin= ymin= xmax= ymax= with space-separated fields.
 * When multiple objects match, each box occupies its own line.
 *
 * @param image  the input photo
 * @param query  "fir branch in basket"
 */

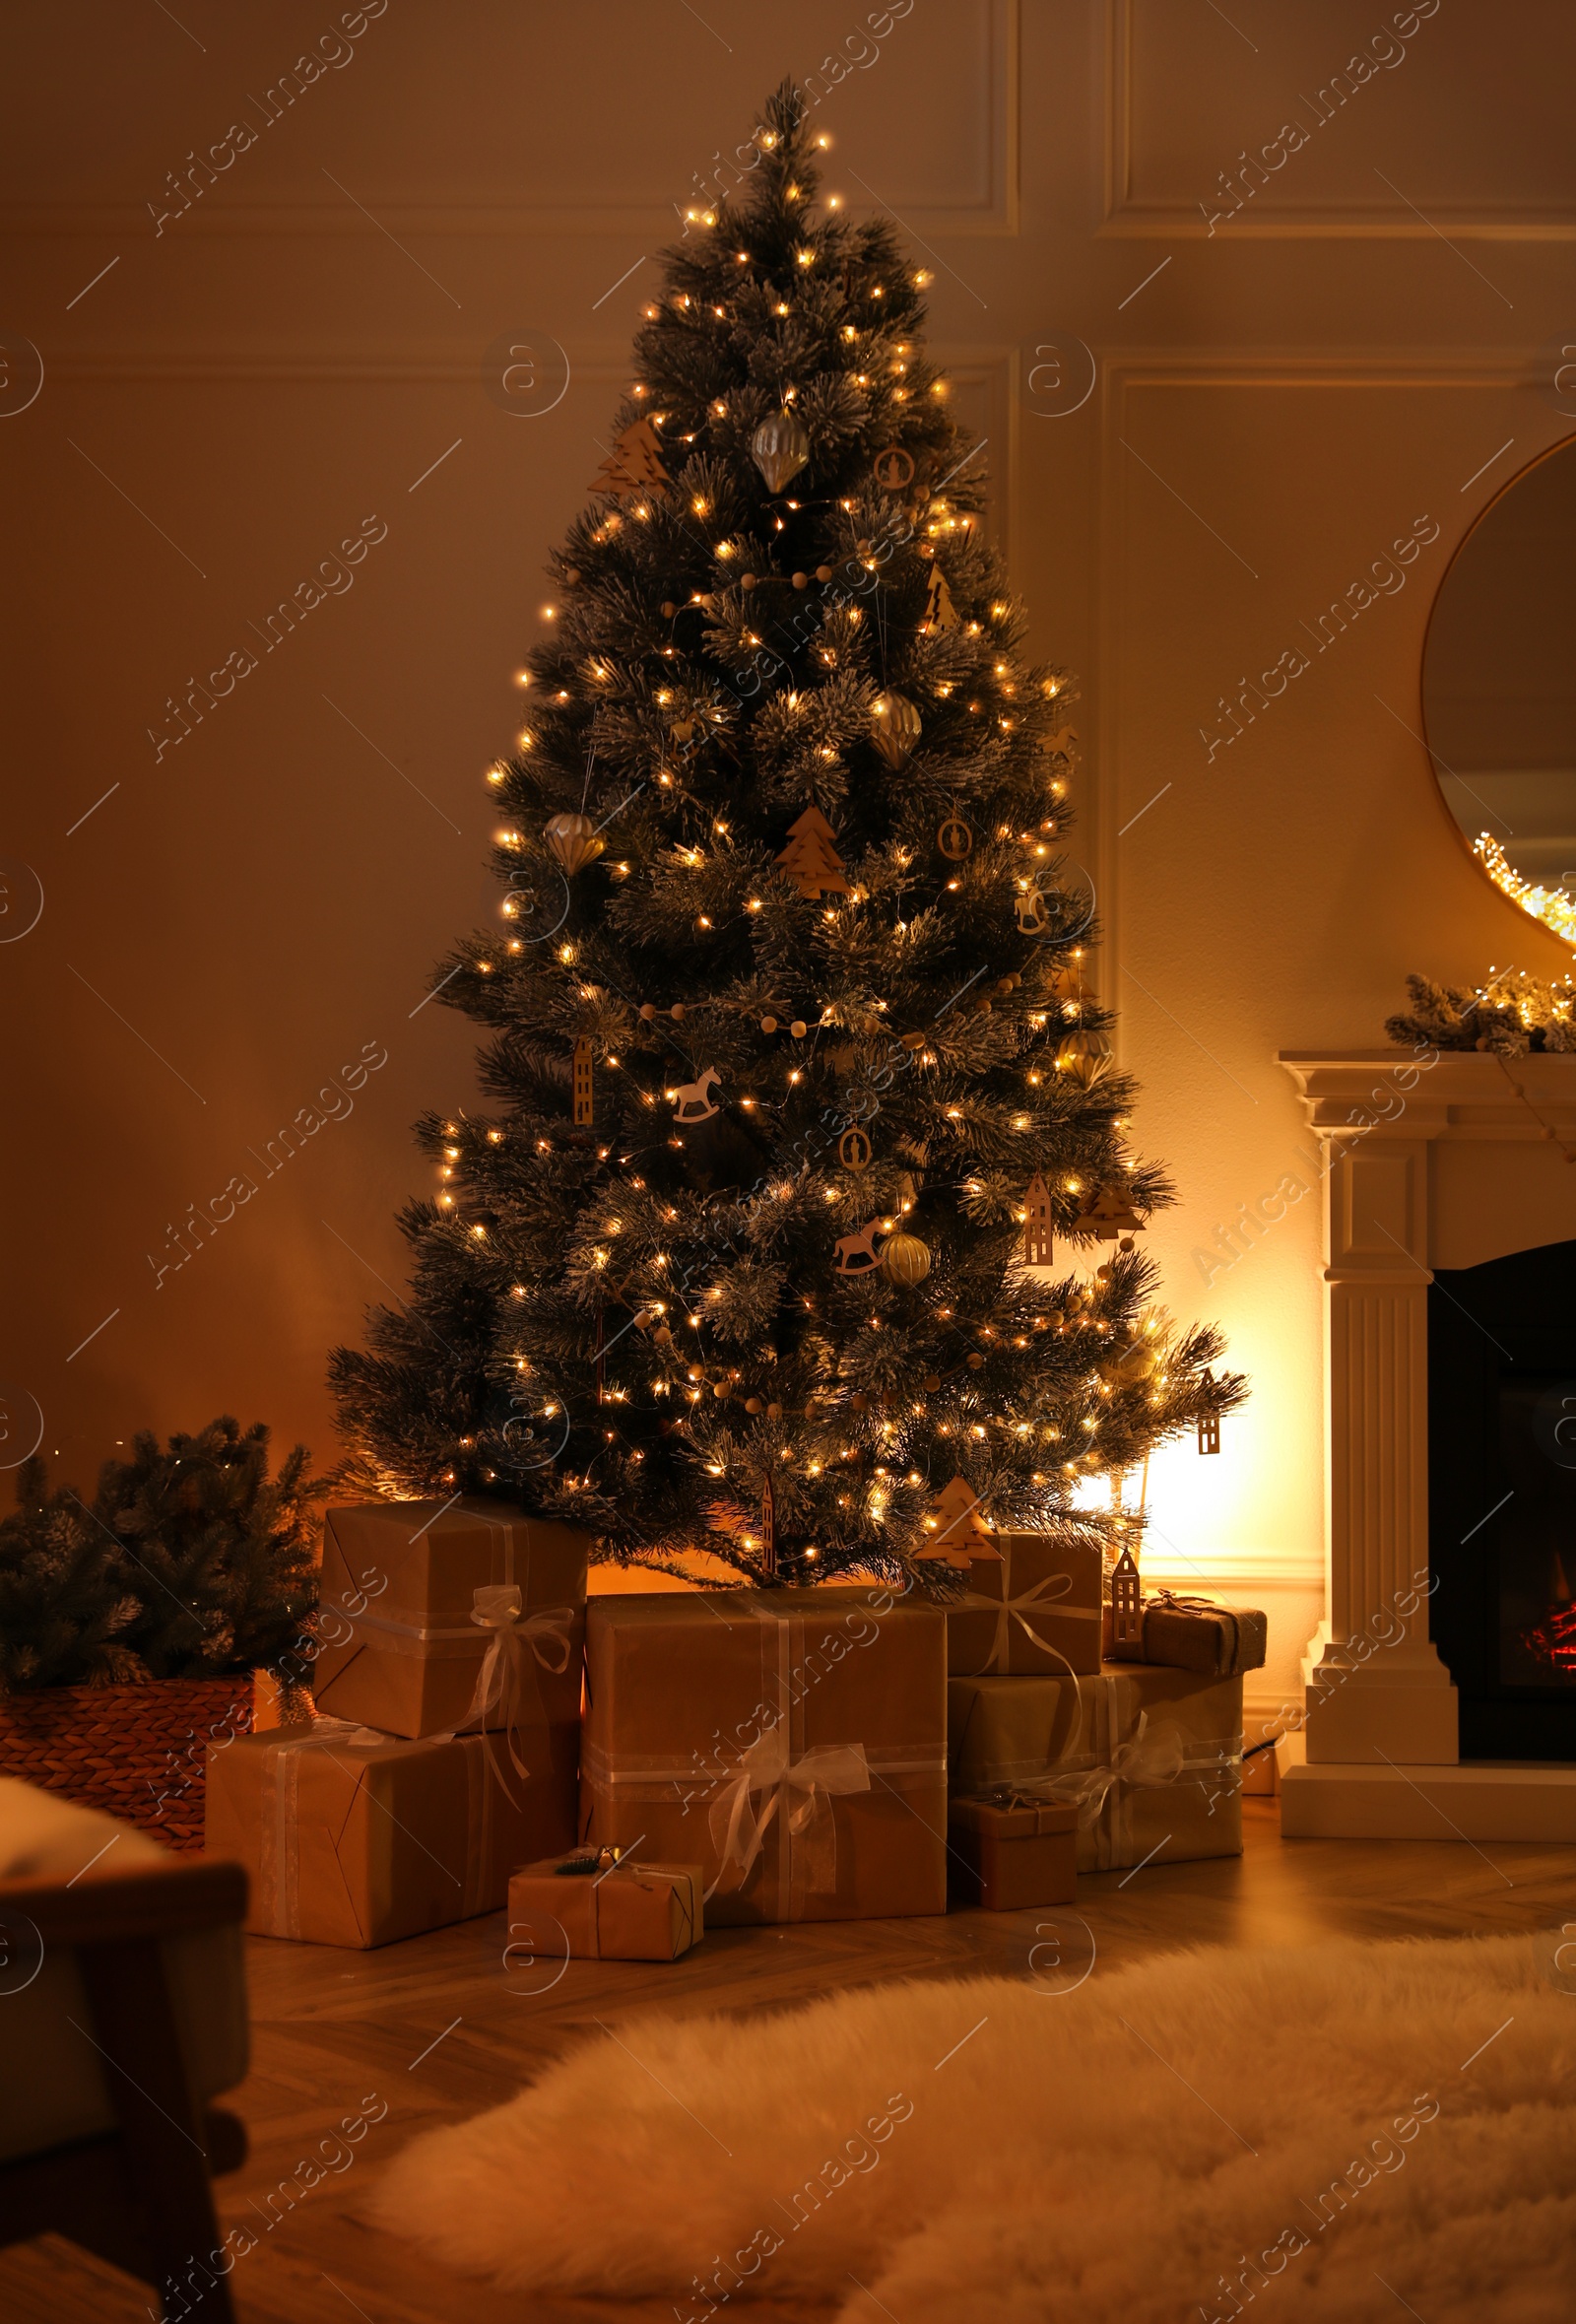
xmin=0 ymin=1416 xmax=337 ymax=1693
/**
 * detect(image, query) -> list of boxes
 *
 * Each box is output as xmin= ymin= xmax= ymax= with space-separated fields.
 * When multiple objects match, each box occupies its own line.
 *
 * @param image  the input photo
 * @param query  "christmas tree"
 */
xmin=330 ymin=81 xmax=1245 ymax=1585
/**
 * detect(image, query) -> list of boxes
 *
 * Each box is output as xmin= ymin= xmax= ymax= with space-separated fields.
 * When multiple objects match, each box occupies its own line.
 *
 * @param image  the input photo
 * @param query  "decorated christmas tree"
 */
xmin=330 ymin=82 xmax=1245 ymax=1585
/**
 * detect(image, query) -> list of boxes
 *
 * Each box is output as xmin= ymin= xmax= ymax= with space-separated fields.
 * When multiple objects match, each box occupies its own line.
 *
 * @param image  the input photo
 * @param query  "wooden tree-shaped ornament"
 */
xmin=587 ymin=418 xmax=670 ymax=498
xmin=1022 ymin=1174 xmax=1054 ymax=1267
xmin=1072 ymin=1184 xmax=1144 ymax=1240
xmin=1109 ymin=1543 xmax=1144 ymax=1653
xmin=916 ymin=1477 xmax=1002 ymax=1569
xmin=921 ymin=564 xmax=958 ymax=633
xmin=572 ymin=1036 xmax=594 ymax=1127
xmin=776 ymin=806 xmax=851 ymax=898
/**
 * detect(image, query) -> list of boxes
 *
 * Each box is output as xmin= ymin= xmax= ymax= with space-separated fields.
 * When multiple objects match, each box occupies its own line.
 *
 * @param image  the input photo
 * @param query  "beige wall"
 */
xmin=4 ymin=0 xmax=1574 ymax=1730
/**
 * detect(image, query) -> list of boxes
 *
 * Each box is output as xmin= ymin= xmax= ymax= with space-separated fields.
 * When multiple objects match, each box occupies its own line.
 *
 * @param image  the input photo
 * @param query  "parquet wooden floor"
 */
xmin=6 ymin=1804 xmax=1574 ymax=2323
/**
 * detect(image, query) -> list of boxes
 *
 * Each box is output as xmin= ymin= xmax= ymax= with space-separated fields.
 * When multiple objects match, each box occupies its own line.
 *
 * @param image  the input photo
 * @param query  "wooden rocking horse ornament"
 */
xmin=833 ymin=1220 xmax=887 ymax=1275
xmin=670 ymin=1067 xmax=722 ymax=1123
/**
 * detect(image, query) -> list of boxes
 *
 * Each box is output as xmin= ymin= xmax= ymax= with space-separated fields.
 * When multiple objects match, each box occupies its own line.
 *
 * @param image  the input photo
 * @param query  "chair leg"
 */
xmin=73 ymin=1937 xmax=237 ymax=2322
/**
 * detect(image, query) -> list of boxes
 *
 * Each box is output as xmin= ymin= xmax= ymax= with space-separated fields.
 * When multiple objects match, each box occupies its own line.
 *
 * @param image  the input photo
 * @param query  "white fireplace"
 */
xmin=1276 ymin=1051 xmax=1576 ymax=1840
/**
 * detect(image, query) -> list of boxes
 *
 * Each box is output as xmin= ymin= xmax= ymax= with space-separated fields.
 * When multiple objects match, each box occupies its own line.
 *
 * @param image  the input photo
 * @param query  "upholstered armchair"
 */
xmin=0 ymin=1778 xmax=250 ymax=2320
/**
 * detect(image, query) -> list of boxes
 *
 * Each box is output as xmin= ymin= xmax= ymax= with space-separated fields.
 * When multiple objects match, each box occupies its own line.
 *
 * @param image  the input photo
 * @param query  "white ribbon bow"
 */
xmin=1026 ymin=1711 xmax=1186 ymax=1827
xmin=464 ymin=1586 xmax=575 ymax=1795
xmin=961 ymin=1565 xmax=1083 ymax=1676
xmin=705 ymin=1728 xmax=871 ymax=1902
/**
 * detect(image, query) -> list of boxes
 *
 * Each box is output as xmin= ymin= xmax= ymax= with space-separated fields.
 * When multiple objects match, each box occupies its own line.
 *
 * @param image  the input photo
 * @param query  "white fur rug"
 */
xmin=371 ymin=1934 xmax=1576 ymax=2319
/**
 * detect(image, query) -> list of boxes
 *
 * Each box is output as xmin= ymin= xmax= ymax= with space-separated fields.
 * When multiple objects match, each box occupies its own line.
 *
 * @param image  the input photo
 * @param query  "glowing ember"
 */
xmin=1518 ymin=1596 xmax=1576 ymax=1681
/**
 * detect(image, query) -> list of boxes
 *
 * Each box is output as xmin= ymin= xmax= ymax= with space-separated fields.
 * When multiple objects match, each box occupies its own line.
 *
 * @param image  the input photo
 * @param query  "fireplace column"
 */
xmin=1303 ymin=1132 xmax=1458 ymax=1763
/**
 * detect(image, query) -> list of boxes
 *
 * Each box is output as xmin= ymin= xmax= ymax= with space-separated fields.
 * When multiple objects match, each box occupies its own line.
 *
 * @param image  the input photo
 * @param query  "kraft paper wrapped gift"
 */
xmin=946 ymin=1532 xmax=1103 ymax=1678
xmin=312 ymin=1498 xmax=587 ymax=1744
xmin=948 ymin=1792 xmax=1079 ymax=1910
xmin=1135 ymin=1591 xmax=1269 ymax=1678
xmin=948 ymin=1664 xmax=1243 ymax=1873
xmin=205 ymin=1717 xmax=576 ymax=1948
xmin=507 ymin=1855 xmax=703 ymax=1961
xmin=581 ymin=1590 xmax=948 ymax=1925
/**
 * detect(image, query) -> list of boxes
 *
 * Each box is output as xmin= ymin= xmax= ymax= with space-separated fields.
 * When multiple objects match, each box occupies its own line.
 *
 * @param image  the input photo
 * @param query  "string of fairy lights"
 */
xmin=409 ymin=110 xmax=1224 ymax=1566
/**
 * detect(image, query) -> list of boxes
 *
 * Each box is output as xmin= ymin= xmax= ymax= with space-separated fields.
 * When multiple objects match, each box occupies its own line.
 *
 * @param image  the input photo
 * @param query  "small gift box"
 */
xmin=1136 ymin=1591 xmax=1268 ymax=1678
xmin=581 ymin=1589 xmax=948 ymax=1925
xmin=946 ymin=1532 xmax=1102 ymax=1678
xmin=507 ymin=1854 xmax=703 ymax=1961
xmin=312 ymin=1498 xmax=587 ymax=1744
xmin=205 ymin=1717 xmax=576 ymax=1948
xmin=948 ymin=1791 xmax=1078 ymax=1910
xmin=948 ymin=1665 xmax=1243 ymax=1872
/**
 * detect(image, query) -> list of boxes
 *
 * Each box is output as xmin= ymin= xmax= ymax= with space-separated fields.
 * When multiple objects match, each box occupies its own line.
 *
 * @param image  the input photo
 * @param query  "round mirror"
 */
xmin=1423 ymin=433 xmax=1576 ymax=940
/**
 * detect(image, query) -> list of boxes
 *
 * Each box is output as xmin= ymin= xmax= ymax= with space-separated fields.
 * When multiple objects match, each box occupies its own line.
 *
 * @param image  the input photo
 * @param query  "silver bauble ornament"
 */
xmin=752 ymin=410 xmax=811 ymax=495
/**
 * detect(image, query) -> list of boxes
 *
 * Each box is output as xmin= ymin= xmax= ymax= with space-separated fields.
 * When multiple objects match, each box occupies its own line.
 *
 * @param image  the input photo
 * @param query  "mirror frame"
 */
xmin=1420 ymin=428 xmax=1576 ymax=945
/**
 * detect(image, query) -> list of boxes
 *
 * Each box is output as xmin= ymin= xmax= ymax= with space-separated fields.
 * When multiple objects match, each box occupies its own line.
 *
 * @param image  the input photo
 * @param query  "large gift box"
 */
xmin=507 ymin=1855 xmax=703 ymax=1961
xmin=948 ymin=1664 xmax=1242 ymax=1872
xmin=946 ymin=1532 xmax=1102 ymax=1678
xmin=313 ymin=1498 xmax=587 ymax=1744
xmin=581 ymin=1590 xmax=948 ymax=1925
xmin=948 ymin=1792 xmax=1078 ymax=1910
xmin=205 ymin=1717 xmax=576 ymax=1948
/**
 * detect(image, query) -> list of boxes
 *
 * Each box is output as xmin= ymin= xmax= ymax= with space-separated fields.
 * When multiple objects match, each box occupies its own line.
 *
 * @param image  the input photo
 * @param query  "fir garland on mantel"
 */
xmin=1386 ymin=969 xmax=1576 ymax=1056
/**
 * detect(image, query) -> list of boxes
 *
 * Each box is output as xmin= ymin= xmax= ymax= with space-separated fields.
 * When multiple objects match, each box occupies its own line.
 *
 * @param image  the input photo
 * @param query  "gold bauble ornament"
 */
xmin=752 ymin=410 xmax=811 ymax=495
xmin=1056 ymin=1029 xmax=1114 ymax=1088
xmin=880 ymin=1229 xmax=932 ymax=1287
xmin=543 ymin=812 xmax=604 ymax=875
xmin=870 ymin=691 xmax=921 ymax=768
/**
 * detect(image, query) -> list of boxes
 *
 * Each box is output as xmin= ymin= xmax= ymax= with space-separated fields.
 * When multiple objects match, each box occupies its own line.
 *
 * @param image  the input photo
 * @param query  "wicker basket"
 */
xmin=0 ymin=1677 xmax=254 ymax=1852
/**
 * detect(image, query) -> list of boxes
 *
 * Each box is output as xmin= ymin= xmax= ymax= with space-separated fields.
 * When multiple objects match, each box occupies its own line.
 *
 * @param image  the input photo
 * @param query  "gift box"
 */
xmin=948 ymin=1792 xmax=1078 ymax=1910
xmin=1136 ymin=1591 xmax=1268 ymax=1678
xmin=205 ymin=1717 xmax=577 ymax=1948
xmin=581 ymin=1589 xmax=948 ymax=1925
xmin=507 ymin=1855 xmax=703 ymax=1961
xmin=948 ymin=1664 xmax=1242 ymax=1873
xmin=312 ymin=1498 xmax=587 ymax=1744
xmin=946 ymin=1532 xmax=1102 ymax=1678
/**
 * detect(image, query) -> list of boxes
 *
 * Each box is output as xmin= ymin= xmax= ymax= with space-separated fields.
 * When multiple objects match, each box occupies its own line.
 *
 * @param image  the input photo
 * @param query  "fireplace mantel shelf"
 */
xmin=1280 ymin=1050 xmax=1576 ymax=1142
xmin=1274 ymin=1051 xmax=1576 ymax=1843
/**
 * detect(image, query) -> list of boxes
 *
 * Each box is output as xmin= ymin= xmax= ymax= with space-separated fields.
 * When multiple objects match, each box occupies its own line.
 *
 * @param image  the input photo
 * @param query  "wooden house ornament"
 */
xmin=572 ymin=1036 xmax=594 ymax=1127
xmin=1109 ymin=1544 xmax=1144 ymax=1653
xmin=916 ymin=1477 xmax=1002 ymax=1570
xmin=1022 ymin=1174 xmax=1054 ymax=1267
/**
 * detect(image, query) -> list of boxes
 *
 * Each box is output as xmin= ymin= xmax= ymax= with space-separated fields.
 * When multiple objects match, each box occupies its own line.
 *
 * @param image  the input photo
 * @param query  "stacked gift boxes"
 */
xmin=204 ymin=1499 xmax=1262 ymax=1951
xmin=943 ymin=1532 xmax=1266 ymax=1901
xmin=205 ymin=1500 xmax=592 ymax=1948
